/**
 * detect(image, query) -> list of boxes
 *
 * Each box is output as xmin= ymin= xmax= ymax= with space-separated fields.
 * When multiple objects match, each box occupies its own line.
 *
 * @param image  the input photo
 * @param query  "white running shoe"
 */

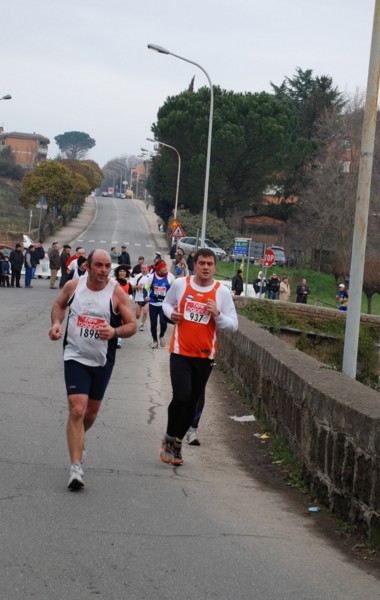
xmin=68 ymin=464 xmax=85 ymax=490
xmin=151 ymin=340 xmax=159 ymax=349
xmin=159 ymin=337 xmax=166 ymax=347
xmin=186 ymin=428 xmax=200 ymax=446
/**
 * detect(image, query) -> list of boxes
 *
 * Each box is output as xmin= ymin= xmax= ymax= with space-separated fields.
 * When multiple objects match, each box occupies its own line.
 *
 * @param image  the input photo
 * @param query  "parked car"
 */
xmin=177 ymin=237 xmax=227 ymax=260
xmin=268 ymin=245 xmax=286 ymax=267
xmin=23 ymin=234 xmax=34 ymax=249
xmin=0 ymin=243 xmax=14 ymax=258
xmin=101 ymin=191 xmax=108 ymax=197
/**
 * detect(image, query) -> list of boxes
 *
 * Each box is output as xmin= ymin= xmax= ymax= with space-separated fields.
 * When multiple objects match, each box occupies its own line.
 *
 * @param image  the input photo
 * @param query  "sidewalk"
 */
xmin=43 ymin=195 xmax=97 ymax=249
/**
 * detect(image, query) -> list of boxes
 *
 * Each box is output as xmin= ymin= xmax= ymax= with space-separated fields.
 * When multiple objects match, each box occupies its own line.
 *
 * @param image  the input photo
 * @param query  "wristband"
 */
xmin=114 ymin=327 xmax=119 ymax=338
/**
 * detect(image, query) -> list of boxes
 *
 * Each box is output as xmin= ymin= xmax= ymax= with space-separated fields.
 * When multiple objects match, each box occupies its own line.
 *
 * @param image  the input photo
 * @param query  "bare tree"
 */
xmin=289 ymin=92 xmax=380 ymax=275
xmin=363 ymin=255 xmax=380 ymax=314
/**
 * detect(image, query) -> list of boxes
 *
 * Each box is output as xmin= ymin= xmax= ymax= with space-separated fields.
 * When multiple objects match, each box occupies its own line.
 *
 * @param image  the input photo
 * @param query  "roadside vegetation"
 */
xmin=215 ymin=260 xmax=380 ymax=315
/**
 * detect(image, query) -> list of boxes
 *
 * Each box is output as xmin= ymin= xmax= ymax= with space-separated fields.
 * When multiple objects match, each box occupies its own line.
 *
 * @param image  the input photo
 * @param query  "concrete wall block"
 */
xmin=374 ymin=460 xmax=380 ymax=512
xmin=308 ymin=471 xmax=331 ymax=507
xmin=353 ymin=451 xmax=374 ymax=505
xmin=326 ymin=430 xmax=334 ymax=478
xmin=330 ymin=489 xmax=351 ymax=522
xmin=331 ymin=432 xmax=346 ymax=482
xmin=317 ymin=426 xmax=328 ymax=472
xmin=369 ymin=513 xmax=380 ymax=547
xmin=341 ymin=440 xmax=355 ymax=491
xmin=218 ymin=316 xmax=380 ymax=542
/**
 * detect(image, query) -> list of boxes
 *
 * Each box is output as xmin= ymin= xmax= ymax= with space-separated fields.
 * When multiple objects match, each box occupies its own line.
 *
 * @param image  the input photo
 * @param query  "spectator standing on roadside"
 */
xmin=253 ymin=271 xmax=266 ymax=299
xmin=25 ymin=244 xmax=37 ymax=288
xmin=48 ymin=242 xmax=61 ymax=289
xmin=10 ymin=243 xmax=24 ymax=288
xmin=336 ymin=283 xmax=348 ymax=311
xmin=232 ymin=269 xmax=244 ymax=296
xmin=169 ymin=242 xmax=177 ymax=260
xmin=34 ymin=240 xmax=45 ymax=278
xmin=296 ymin=278 xmax=311 ymax=304
xmin=59 ymin=245 xmax=72 ymax=288
xmin=174 ymin=256 xmax=187 ymax=278
xmin=110 ymin=247 xmax=119 ymax=261
xmin=1 ymin=255 xmax=11 ymax=287
xmin=170 ymin=248 xmax=187 ymax=278
xmin=267 ymin=273 xmax=280 ymax=300
xmin=186 ymin=250 xmax=195 ymax=276
xmin=118 ymin=245 xmax=131 ymax=267
xmin=279 ymin=276 xmax=291 ymax=302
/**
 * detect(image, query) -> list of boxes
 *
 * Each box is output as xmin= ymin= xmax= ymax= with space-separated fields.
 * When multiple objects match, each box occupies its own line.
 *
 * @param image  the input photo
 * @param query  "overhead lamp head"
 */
xmin=1 ymin=94 xmax=12 ymax=100
xmin=146 ymin=137 xmax=156 ymax=143
xmin=147 ymin=43 xmax=170 ymax=55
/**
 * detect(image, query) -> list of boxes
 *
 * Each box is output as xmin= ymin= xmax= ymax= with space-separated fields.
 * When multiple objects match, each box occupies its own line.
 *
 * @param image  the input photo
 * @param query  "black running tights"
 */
xmin=167 ymin=353 xmax=213 ymax=440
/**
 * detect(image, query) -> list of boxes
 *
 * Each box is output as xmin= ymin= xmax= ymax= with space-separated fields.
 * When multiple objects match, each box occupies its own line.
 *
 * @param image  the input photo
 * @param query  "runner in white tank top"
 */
xmin=49 ymin=250 xmax=137 ymax=490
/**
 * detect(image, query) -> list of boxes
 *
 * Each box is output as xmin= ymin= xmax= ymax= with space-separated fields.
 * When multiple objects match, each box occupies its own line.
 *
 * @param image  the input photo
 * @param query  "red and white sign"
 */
xmin=171 ymin=224 xmax=185 ymax=238
xmin=263 ymin=248 xmax=275 ymax=268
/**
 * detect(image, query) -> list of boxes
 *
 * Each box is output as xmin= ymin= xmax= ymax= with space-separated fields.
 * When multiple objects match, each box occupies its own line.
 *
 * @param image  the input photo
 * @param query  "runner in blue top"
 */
xmin=145 ymin=260 xmax=174 ymax=349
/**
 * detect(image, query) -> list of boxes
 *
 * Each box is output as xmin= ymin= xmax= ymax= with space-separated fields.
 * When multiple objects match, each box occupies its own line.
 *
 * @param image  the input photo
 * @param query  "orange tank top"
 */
xmin=169 ymin=277 xmax=221 ymax=359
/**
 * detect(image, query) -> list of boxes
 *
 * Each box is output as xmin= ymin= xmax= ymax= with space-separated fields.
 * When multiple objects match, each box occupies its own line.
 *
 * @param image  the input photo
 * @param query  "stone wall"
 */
xmin=218 ymin=315 xmax=380 ymax=545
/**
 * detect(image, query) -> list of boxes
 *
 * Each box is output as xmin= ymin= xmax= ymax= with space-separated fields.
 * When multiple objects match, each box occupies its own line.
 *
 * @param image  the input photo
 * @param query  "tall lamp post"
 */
xmin=147 ymin=43 xmax=213 ymax=247
xmin=146 ymin=138 xmax=181 ymax=220
xmin=140 ymin=148 xmax=154 ymax=206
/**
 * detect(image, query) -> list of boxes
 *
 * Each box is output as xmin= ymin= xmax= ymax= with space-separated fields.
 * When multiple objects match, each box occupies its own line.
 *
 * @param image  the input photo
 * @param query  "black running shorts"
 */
xmin=64 ymin=360 xmax=114 ymax=400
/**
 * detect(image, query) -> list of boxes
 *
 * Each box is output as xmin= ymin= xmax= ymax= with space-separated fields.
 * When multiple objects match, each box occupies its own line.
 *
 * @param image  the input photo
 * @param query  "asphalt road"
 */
xmin=1 ymin=198 xmax=380 ymax=599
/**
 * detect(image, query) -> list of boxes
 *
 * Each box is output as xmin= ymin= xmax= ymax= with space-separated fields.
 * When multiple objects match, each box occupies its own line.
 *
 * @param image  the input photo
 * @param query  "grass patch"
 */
xmin=215 ymin=260 xmax=380 ymax=316
xmin=238 ymin=299 xmax=379 ymax=381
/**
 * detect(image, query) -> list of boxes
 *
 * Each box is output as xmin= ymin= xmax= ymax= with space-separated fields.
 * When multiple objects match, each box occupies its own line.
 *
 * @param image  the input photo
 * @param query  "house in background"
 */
xmin=0 ymin=128 xmax=50 ymax=168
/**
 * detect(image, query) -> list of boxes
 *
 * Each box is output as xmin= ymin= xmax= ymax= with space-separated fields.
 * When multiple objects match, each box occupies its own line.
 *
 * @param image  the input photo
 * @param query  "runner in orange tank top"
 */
xmin=160 ymin=249 xmax=238 ymax=466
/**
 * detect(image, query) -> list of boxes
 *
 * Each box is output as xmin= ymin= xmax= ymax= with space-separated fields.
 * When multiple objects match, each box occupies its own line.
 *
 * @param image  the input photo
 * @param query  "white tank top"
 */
xmin=64 ymin=277 xmax=118 ymax=367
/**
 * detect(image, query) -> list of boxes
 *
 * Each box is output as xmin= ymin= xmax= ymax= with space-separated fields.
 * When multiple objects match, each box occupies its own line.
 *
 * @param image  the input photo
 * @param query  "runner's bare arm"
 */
xmin=49 ymin=280 xmax=78 ymax=340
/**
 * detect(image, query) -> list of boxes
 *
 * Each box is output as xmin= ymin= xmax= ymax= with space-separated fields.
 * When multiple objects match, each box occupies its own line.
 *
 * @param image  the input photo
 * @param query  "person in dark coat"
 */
xmin=118 ymin=245 xmax=131 ymax=266
xmin=186 ymin=250 xmax=195 ymax=276
xmin=24 ymin=244 xmax=37 ymax=288
xmin=267 ymin=273 xmax=280 ymax=300
xmin=296 ymin=278 xmax=311 ymax=304
xmin=59 ymin=244 xmax=72 ymax=288
xmin=10 ymin=243 xmax=24 ymax=288
xmin=231 ymin=269 xmax=244 ymax=296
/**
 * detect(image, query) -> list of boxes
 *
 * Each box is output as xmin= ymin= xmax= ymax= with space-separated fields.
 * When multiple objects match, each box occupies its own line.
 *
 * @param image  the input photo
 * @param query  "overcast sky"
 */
xmin=1 ymin=0 xmax=376 ymax=168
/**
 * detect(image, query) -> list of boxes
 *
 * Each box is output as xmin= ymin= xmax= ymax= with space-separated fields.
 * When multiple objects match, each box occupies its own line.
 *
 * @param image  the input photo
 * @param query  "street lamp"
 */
xmin=0 ymin=94 xmax=11 ymax=101
xmin=342 ymin=2 xmax=380 ymax=378
xmin=146 ymin=137 xmax=181 ymax=220
xmin=147 ymin=43 xmax=213 ymax=247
